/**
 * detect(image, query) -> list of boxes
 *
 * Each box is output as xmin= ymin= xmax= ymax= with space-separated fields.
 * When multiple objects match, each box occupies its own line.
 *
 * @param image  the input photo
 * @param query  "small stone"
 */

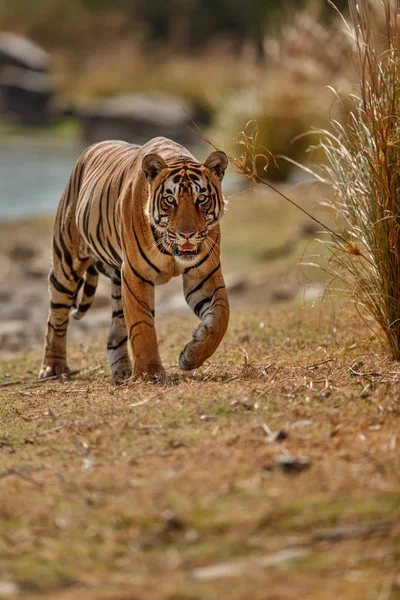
xmin=200 ymin=415 xmax=217 ymax=421
xmin=291 ymin=420 xmax=314 ymax=429
xmin=162 ymin=509 xmax=184 ymax=531
xmin=274 ymin=455 xmax=311 ymax=474
xmin=0 ymin=581 xmax=19 ymax=597
xmin=267 ymin=430 xmax=288 ymax=443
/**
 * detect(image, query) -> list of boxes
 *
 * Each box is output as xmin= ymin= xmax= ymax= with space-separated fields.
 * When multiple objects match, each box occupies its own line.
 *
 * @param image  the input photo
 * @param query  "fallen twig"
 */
xmin=0 ymin=380 xmax=23 ymax=388
xmin=0 ymin=468 xmax=43 ymax=487
xmin=304 ymin=358 xmax=335 ymax=369
xmin=26 ymin=364 xmax=103 ymax=388
xmin=191 ymin=548 xmax=309 ymax=581
xmin=313 ymin=521 xmax=394 ymax=542
xmin=35 ymin=425 xmax=65 ymax=437
xmin=0 ymin=438 xmax=32 ymax=447
xmin=348 ymin=366 xmax=381 ymax=377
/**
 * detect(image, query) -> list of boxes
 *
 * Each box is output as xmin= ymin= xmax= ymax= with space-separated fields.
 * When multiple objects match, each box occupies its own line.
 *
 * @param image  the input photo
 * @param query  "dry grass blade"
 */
xmin=192 ymin=120 xmax=374 ymax=267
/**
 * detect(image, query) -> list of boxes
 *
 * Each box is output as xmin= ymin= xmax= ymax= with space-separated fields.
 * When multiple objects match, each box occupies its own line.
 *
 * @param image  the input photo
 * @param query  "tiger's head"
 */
xmin=142 ymin=150 xmax=228 ymax=262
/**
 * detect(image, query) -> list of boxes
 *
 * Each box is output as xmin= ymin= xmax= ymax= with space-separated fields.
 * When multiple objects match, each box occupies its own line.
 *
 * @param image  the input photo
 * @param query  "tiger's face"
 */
xmin=142 ymin=151 xmax=228 ymax=262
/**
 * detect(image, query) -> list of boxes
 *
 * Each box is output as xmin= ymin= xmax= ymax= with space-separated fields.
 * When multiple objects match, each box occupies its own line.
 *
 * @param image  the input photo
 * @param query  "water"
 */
xmin=0 ymin=136 xmax=84 ymax=221
xmin=0 ymin=136 xmax=245 ymax=221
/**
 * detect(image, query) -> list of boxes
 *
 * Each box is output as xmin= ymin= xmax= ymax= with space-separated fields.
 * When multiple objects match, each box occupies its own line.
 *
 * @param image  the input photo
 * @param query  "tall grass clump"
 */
xmin=318 ymin=0 xmax=400 ymax=358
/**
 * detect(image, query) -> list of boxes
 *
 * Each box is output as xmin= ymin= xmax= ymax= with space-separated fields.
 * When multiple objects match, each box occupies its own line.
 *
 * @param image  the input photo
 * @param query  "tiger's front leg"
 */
xmin=180 ymin=264 xmax=229 ymax=371
xmin=121 ymin=263 xmax=165 ymax=381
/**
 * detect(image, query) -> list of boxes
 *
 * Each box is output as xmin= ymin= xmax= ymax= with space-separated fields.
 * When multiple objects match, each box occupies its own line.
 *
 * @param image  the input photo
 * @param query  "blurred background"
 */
xmin=0 ymin=0 xmax=354 ymax=356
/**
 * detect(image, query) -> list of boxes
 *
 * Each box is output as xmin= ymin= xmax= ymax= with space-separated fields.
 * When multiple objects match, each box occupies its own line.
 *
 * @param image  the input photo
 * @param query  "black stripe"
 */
xmin=193 ymin=285 xmax=225 ymax=317
xmin=129 ymin=320 xmax=154 ymax=337
xmin=107 ymin=239 xmax=122 ymax=266
xmin=186 ymin=264 xmax=220 ymax=301
xmin=110 ymin=356 xmax=129 ymax=368
xmin=51 ymin=302 xmax=71 ymax=310
xmin=107 ymin=336 xmax=128 ymax=351
xmin=87 ymin=265 xmax=98 ymax=275
xmin=83 ymin=284 xmax=97 ymax=297
xmin=49 ymin=273 xmax=74 ymax=298
xmin=59 ymin=232 xmax=81 ymax=283
xmin=193 ymin=297 xmax=210 ymax=317
xmin=76 ymin=302 xmax=92 ymax=313
xmin=133 ymin=225 xmax=161 ymax=274
xmin=125 ymin=254 xmax=154 ymax=287
xmin=112 ymin=309 xmax=124 ymax=319
xmin=150 ymin=224 xmax=171 ymax=255
xmin=122 ymin=274 xmax=154 ymax=317
xmin=53 ymin=238 xmax=72 ymax=283
xmin=48 ymin=320 xmax=68 ymax=332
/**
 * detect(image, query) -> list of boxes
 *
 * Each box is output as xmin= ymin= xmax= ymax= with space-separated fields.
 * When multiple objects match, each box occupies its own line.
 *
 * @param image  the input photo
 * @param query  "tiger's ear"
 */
xmin=203 ymin=151 xmax=228 ymax=181
xmin=142 ymin=153 xmax=168 ymax=180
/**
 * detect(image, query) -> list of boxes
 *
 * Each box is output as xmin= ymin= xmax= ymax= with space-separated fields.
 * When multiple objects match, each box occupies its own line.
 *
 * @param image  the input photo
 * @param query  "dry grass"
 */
xmin=315 ymin=0 xmax=400 ymax=360
xmin=1 ymin=305 xmax=400 ymax=599
xmin=212 ymin=6 xmax=355 ymax=181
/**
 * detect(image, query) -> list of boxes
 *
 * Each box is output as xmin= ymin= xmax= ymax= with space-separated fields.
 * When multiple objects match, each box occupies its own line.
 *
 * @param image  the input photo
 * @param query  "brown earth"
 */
xmin=0 ymin=305 xmax=399 ymax=599
xmin=1 ymin=183 xmax=398 ymax=599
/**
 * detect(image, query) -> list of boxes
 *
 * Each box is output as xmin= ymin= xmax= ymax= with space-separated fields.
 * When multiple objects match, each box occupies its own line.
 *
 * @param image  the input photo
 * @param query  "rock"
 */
xmin=76 ymin=93 xmax=196 ymax=145
xmin=0 ymin=320 xmax=28 ymax=352
xmin=270 ymin=284 xmax=295 ymax=303
xmin=0 ymin=34 xmax=54 ymax=126
xmin=8 ymin=242 xmax=37 ymax=262
xmin=298 ymin=220 xmax=320 ymax=237
xmin=0 ymin=66 xmax=54 ymax=125
xmin=0 ymin=33 xmax=49 ymax=72
xmin=225 ymin=275 xmax=248 ymax=294
xmin=0 ymin=581 xmax=19 ymax=597
xmin=23 ymin=263 xmax=48 ymax=279
xmin=0 ymin=304 xmax=31 ymax=321
xmin=273 ymin=455 xmax=311 ymax=474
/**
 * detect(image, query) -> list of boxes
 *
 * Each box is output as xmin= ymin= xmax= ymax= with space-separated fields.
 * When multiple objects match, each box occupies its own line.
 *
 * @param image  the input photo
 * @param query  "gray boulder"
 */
xmin=0 ymin=34 xmax=54 ymax=125
xmin=0 ymin=33 xmax=49 ymax=72
xmin=77 ymin=93 xmax=196 ymax=145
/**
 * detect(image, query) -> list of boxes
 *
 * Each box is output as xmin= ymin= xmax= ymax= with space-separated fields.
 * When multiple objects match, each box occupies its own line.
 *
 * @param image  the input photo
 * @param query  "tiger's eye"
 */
xmin=198 ymin=194 xmax=210 ymax=205
xmin=162 ymin=196 xmax=176 ymax=209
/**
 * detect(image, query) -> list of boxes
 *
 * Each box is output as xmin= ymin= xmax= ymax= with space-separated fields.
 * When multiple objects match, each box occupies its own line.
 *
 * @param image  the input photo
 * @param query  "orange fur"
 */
xmin=39 ymin=137 xmax=229 ymax=380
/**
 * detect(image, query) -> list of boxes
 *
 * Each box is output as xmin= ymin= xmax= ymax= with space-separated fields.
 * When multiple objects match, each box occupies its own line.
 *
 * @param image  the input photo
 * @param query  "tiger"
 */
xmin=39 ymin=136 xmax=230 ymax=381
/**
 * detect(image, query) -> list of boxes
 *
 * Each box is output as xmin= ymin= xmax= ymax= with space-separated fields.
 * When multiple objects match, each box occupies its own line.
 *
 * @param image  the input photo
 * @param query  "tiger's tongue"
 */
xmin=178 ymin=242 xmax=196 ymax=251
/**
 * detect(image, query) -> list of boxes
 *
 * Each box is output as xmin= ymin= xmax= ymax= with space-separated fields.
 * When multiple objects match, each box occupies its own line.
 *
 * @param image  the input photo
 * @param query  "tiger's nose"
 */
xmin=179 ymin=230 xmax=196 ymax=239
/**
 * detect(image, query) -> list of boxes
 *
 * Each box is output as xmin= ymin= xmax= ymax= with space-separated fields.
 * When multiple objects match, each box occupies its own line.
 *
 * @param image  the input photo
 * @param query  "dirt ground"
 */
xmin=1 ymin=304 xmax=399 ymax=600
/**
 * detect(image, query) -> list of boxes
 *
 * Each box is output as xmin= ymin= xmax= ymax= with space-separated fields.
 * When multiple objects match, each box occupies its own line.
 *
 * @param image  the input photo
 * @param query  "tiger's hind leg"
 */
xmin=39 ymin=241 xmax=91 ymax=379
xmin=108 ymin=278 xmax=132 ymax=380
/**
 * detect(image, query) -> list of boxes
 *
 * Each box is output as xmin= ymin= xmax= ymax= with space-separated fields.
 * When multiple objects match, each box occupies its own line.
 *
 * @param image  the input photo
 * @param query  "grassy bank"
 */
xmin=1 ymin=304 xmax=399 ymax=599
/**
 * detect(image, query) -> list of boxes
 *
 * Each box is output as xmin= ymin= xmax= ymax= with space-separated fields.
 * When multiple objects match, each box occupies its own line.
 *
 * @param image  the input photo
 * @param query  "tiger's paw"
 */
xmin=178 ymin=342 xmax=205 ymax=371
xmin=133 ymin=363 xmax=166 ymax=383
xmin=111 ymin=359 xmax=132 ymax=381
xmin=38 ymin=361 xmax=70 ymax=380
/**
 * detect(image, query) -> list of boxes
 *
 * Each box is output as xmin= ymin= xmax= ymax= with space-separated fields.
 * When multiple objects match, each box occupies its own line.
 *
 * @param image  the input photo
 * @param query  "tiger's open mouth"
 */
xmin=173 ymin=242 xmax=201 ymax=258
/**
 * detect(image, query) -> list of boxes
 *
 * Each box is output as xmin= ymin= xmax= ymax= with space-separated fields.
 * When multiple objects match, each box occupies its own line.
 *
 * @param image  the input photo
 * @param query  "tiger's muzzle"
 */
xmin=169 ymin=230 xmax=204 ymax=259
